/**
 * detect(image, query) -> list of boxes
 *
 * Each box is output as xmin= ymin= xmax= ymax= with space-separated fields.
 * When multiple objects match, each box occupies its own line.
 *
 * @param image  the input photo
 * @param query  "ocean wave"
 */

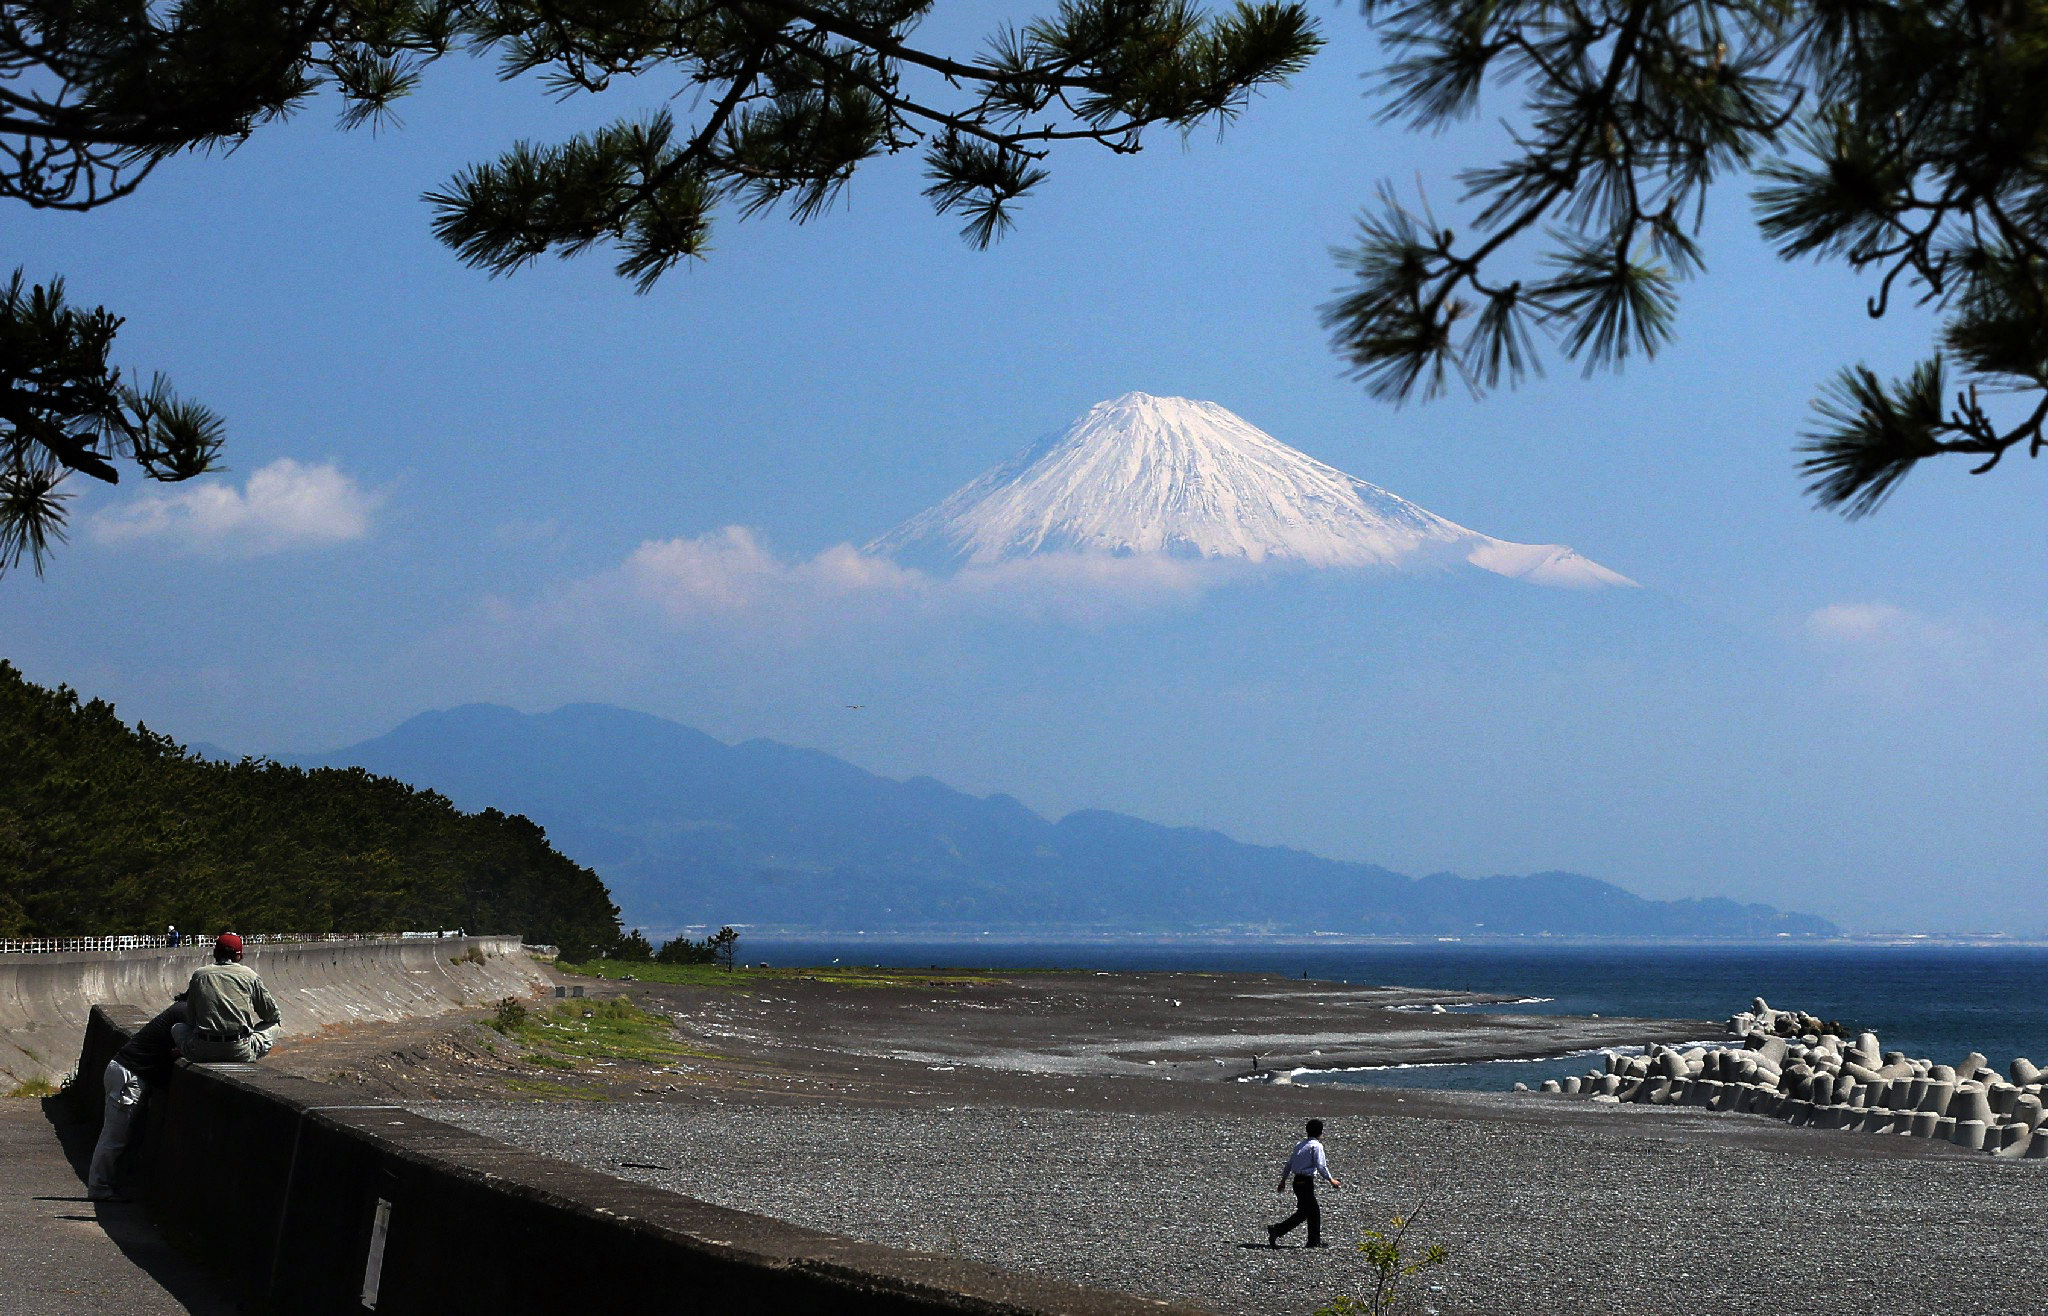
xmin=1386 ymin=995 xmax=1558 ymax=1013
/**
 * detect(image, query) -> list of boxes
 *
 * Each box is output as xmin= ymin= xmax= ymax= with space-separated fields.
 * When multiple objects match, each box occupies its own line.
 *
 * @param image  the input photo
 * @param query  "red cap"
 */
xmin=214 ymin=932 xmax=244 ymax=957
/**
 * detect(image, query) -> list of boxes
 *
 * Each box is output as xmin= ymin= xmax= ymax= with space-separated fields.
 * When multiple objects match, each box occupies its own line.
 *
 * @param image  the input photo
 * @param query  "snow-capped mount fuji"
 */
xmin=868 ymin=392 xmax=1636 ymax=588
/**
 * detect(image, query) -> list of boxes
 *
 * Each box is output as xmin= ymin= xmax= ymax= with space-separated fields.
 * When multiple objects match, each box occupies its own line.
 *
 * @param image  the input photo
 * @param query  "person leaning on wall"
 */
xmin=85 ymin=995 xmax=188 ymax=1201
xmin=171 ymin=932 xmax=282 ymax=1062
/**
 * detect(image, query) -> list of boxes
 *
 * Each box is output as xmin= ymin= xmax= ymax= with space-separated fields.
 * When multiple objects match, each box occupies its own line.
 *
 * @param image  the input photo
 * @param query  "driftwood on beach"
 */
xmin=1521 ymin=997 xmax=2048 ymax=1159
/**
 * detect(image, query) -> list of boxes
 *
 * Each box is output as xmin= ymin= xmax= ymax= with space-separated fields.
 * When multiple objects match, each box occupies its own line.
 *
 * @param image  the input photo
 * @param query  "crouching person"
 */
xmin=86 ymin=997 xmax=187 ymax=1201
xmin=172 ymin=933 xmax=281 ymax=1062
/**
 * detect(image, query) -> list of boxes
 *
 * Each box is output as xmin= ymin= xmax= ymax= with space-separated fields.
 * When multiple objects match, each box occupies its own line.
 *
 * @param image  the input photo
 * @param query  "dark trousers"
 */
xmin=1273 ymin=1173 xmax=1321 ymax=1245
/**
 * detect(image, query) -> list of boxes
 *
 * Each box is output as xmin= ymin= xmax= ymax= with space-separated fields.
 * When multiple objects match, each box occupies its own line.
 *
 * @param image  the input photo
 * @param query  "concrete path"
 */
xmin=0 ymin=1101 xmax=233 ymax=1314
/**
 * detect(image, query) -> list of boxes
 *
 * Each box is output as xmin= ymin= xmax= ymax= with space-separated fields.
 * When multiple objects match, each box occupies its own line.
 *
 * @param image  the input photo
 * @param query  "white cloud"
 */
xmin=1805 ymin=602 xmax=1944 ymax=646
xmin=568 ymin=526 xmax=1231 ymax=625
xmin=87 ymin=459 xmax=377 ymax=554
xmin=1803 ymin=600 xmax=2048 ymax=704
xmin=619 ymin=527 xmax=923 ymax=617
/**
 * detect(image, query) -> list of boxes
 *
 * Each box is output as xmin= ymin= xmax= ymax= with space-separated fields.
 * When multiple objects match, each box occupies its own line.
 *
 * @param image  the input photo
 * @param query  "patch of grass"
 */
xmin=504 ymin=1077 xmax=610 ymax=1101
xmin=6 ymin=1078 xmax=58 ymax=1098
xmin=520 ymin=1051 xmax=577 ymax=1070
xmin=496 ymin=997 xmax=713 ymax=1069
xmin=556 ymin=960 xmax=994 ymax=990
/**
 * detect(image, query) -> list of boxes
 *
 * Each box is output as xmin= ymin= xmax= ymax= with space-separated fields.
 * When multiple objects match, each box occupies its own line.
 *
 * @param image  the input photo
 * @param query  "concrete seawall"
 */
xmin=71 ymin=1006 xmax=1202 ymax=1316
xmin=2 ymin=936 xmax=547 ymax=1085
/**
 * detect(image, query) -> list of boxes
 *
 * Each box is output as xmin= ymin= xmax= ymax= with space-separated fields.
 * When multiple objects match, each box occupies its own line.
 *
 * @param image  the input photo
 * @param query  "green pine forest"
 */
xmin=0 ymin=661 xmax=620 ymax=949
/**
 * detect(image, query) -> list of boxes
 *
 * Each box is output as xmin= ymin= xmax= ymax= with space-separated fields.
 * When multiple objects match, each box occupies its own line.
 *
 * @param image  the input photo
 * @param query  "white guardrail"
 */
xmin=0 ymin=931 xmax=470 ymax=955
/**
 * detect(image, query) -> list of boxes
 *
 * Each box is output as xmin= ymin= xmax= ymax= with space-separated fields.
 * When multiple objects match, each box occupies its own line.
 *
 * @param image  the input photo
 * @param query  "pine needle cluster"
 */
xmin=1326 ymin=0 xmax=2048 ymax=513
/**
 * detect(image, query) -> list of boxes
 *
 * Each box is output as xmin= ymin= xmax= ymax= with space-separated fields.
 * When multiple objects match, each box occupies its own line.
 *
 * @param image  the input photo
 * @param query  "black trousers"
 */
xmin=1273 ymin=1173 xmax=1321 ymax=1245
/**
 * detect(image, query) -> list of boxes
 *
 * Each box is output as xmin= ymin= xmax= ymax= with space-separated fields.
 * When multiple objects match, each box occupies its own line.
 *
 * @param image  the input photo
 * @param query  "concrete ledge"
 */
xmin=4 ymin=936 xmax=547 ymax=1084
xmin=73 ymin=1007 xmax=1208 ymax=1316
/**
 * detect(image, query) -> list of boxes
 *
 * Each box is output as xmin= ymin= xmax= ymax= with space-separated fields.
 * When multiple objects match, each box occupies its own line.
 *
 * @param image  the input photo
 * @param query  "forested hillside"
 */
xmin=0 ymin=663 xmax=619 ymax=949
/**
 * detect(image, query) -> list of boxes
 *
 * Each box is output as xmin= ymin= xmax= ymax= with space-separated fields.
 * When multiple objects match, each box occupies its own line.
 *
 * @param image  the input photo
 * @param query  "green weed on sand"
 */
xmin=485 ymin=997 xmax=713 ymax=1074
xmin=503 ymin=1077 xmax=611 ymax=1101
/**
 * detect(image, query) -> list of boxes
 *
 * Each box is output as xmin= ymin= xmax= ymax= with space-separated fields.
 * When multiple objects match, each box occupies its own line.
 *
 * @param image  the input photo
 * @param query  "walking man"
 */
xmin=173 ymin=933 xmax=282 ymax=1062
xmin=85 ymin=997 xmax=186 ymax=1201
xmin=1267 ymin=1118 xmax=1341 ymax=1248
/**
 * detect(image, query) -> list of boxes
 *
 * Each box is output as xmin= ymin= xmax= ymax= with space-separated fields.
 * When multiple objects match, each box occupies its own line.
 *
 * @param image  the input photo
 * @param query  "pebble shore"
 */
xmin=421 ymin=1095 xmax=2046 ymax=1315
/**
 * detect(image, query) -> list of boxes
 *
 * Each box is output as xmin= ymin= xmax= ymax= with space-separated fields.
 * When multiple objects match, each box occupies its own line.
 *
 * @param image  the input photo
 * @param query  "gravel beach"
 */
xmin=420 ymin=1094 xmax=2043 ymax=1315
xmin=310 ymin=967 xmax=2047 ymax=1315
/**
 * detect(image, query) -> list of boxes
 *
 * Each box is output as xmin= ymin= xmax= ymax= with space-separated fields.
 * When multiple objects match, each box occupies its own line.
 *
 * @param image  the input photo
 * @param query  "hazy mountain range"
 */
xmin=868 ymin=392 xmax=1636 ymax=589
xmin=289 ymin=703 xmax=1836 ymax=939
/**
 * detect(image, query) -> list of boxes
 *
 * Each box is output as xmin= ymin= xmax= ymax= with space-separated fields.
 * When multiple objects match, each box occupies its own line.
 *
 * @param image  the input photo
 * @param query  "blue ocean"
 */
xmin=747 ymin=940 xmax=2048 ymax=1093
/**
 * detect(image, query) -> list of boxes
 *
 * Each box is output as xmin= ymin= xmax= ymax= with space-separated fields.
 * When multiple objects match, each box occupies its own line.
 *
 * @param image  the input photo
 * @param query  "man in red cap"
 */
xmin=172 ymin=933 xmax=282 ymax=1062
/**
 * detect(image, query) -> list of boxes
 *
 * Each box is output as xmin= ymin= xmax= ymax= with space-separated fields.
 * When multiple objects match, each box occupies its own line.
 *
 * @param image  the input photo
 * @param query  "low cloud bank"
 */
xmin=1804 ymin=600 xmax=2048 ymax=702
xmin=562 ymin=526 xmax=1236 ymax=631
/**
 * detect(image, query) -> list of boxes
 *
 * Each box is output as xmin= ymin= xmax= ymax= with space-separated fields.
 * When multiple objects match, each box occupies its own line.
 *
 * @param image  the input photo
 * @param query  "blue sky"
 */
xmin=6 ymin=7 xmax=2042 ymax=932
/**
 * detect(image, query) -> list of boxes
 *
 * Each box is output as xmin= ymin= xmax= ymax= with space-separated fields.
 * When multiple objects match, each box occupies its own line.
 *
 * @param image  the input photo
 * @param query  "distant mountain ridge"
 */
xmin=294 ymin=702 xmax=1837 ymax=939
xmin=868 ymin=392 xmax=1636 ymax=589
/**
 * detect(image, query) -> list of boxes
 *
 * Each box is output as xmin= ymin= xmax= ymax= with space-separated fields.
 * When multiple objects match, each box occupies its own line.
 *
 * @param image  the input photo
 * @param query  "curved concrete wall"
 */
xmin=2 ymin=936 xmax=546 ymax=1085
xmin=72 ymin=1006 xmax=1204 ymax=1316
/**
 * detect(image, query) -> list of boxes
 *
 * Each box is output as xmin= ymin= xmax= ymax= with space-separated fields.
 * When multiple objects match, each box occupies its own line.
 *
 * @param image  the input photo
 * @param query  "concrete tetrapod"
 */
xmin=1951 ymin=1086 xmax=1995 ymax=1127
xmin=1521 ymin=997 xmax=2048 ymax=1161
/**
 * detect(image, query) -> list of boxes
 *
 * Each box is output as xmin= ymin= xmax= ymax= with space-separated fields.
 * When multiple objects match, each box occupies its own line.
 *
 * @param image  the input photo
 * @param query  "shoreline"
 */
xmin=731 ymin=933 xmax=2048 ymax=949
xmin=281 ymin=964 xmax=2044 ymax=1316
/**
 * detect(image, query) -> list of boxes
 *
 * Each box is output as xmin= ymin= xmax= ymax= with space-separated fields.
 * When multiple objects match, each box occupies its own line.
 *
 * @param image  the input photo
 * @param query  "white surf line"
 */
xmin=1260 ymin=1036 xmax=1738 ymax=1083
xmin=1386 ymin=996 xmax=1558 ymax=1012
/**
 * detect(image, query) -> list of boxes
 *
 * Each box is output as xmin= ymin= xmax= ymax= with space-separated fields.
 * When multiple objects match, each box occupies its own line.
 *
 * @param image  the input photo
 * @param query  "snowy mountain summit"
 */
xmin=868 ymin=392 xmax=1636 ymax=588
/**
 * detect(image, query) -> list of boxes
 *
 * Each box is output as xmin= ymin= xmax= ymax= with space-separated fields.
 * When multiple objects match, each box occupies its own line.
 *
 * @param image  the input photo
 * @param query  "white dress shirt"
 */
xmin=1284 ymin=1137 xmax=1332 ymax=1182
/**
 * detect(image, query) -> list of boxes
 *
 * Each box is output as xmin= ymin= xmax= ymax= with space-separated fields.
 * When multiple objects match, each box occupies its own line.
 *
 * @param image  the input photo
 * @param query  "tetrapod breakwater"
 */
xmin=1519 ymin=997 xmax=2048 ymax=1158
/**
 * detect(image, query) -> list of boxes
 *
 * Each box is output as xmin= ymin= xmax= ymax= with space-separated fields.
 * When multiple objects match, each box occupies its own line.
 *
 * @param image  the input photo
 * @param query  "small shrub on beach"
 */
xmin=1313 ymin=1205 xmax=1449 ymax=1316
xmin=488 ymin=997 xmax=529 ymax=1033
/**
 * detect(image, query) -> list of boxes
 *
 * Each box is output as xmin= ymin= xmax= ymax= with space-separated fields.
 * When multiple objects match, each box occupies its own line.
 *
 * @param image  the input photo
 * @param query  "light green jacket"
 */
xmin=185 ymin=961 xmax=281 ymax=1040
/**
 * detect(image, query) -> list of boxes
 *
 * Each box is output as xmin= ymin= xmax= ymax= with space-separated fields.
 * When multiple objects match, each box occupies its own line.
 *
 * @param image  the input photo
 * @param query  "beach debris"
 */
xmin=1521 ymin=998 xmax=2048 ymax=1159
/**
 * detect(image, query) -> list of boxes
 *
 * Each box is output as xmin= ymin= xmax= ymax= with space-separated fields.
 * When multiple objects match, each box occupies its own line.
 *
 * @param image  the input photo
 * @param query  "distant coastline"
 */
xmin=294 ymin=702 xmax=1841 ymax=941
xmin=680 ymin=929 xmax=2048 ymax=949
